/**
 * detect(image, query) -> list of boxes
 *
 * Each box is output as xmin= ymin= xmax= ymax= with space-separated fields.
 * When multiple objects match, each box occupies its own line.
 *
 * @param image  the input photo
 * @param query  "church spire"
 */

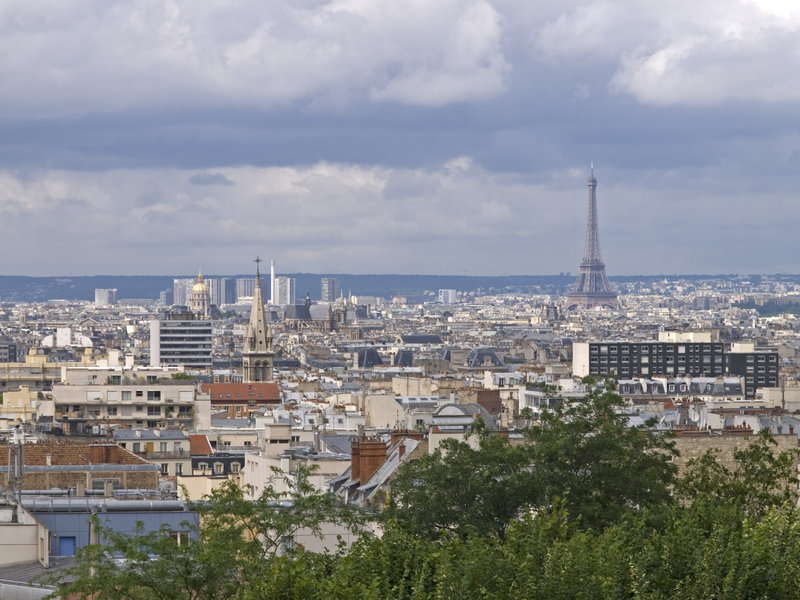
xmin=243 ymin=256 xmax=275 ymax=382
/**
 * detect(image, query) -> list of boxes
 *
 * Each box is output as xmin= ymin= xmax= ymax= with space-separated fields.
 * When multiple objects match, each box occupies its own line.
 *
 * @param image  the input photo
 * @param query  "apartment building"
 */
xmin=150 ymin=308 xmax=212 ymax=369
xmin=49 ymin=366 xmax=211 ymax=430
xmin=573 ymin=340 xmax=778 ymax=399
xmin=113 ymin=428 xmax=191 ymax=477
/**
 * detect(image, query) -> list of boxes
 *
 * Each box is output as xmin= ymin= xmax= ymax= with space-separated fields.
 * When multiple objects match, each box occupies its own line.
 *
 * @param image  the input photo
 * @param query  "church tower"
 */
xmin=243 ymin=257 xmax=275 ymax=382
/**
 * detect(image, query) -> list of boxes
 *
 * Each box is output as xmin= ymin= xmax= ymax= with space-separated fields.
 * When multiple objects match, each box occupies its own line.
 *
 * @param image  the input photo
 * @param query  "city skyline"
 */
xmin=1 ymin=2 xmax=799 ymax=276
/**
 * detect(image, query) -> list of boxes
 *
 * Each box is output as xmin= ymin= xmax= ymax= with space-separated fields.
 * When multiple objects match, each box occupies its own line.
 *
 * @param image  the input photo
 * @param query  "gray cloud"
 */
xmin=188 ymin=172 xmax=235 ymax=186
xmin=0 ymin=1 xmax=798 ymax=276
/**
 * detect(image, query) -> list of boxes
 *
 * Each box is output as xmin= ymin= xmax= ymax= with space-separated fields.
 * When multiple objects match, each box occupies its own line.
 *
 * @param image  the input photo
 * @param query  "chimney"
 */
xmin=350 ymin=438 xmax=361 ymax=483
xmin=89 ymin=445 xmax=103 ymax=464
xmin=358 ymin=438 xmax=388 ymax=485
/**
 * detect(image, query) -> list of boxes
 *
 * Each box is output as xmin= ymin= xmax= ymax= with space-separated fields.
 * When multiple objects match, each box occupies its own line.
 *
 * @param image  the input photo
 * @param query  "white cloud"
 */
xmin=534 ymin=0 xmax=800 ymax=106
xmin=0 ymin=160 xmax=579 ymax=275
xmin=2 ymin=157 xmax=799 ymax=275
xmin=0 ymin=0 xmax=510 ymax=116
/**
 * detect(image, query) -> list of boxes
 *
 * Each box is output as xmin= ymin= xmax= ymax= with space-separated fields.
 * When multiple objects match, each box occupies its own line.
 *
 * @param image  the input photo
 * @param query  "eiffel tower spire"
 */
xmin=565 ymin=168 xmax=618 ymax=310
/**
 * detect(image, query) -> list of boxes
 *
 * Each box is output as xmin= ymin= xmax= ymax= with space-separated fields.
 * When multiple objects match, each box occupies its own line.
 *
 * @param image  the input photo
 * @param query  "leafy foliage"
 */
xmin=386 ymin=425 xmax=534 ymax=538
xmin=388 ymin=388 xmax=677 ymax=537
xmin=676 ymin=430 xmax=799 ymax=520
xmin=527 ymin=387 xmax=678 ymax=530
xmin=46 ymin=398 xmax=800 ymax=600
xmin=46 ymin=467 xmax=364 ymax=600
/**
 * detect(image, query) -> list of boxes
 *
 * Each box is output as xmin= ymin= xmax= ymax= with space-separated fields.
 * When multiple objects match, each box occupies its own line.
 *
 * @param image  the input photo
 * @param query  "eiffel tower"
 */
xmin=565 ymin=167 xmax=618 ymax=310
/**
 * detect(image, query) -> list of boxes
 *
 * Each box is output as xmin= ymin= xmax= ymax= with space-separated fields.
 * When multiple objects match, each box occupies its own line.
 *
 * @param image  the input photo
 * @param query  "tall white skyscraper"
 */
xmin=275 ymin=276 xmax=296 ymax=306
xmin=320 ymin=277 xmax=341 ymax=302
xmin=173 ymin=278 xmax=194 ymax=306
xmin=438 ymin=289 xmax=457 ymax=304
xmin=236 ymin=278 xmax=256 ymax=301
xmin=270 ymin=259 xmax=276 ymax=305
xmin=94 ymin=288 xmax=117 ymax=306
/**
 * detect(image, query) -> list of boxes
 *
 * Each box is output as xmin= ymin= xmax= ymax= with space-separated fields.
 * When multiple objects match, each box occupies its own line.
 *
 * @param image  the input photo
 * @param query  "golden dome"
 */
xmin=192 ymin=271 xmax=208 ymax=293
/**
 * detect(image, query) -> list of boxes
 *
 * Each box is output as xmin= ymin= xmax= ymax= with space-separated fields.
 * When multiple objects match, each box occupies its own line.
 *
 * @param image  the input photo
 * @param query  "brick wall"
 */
xmin=672 ymin=431 xmax=797 ymax=475
xmin=0 ymin=442 xmax=158 ymax=490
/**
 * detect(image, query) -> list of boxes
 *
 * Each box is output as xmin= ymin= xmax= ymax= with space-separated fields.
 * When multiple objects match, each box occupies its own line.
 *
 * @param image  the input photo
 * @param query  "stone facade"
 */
xmin=0 ymin=442 xmax=159 ymax=491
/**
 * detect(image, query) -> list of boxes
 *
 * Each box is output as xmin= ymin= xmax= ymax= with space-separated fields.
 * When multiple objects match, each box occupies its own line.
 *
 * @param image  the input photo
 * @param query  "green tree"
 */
xmin=527 ymin=387 xmax=677 ymax=530
xmin=676 ymin=430 xmax=799 ymax=520
xmin=48 ymin=467 xmax=364 ymax=599
xmin=388 ymin=389 xmax=677 ymax=538
xmin=386 ymin=425 xmax=534 ymax=539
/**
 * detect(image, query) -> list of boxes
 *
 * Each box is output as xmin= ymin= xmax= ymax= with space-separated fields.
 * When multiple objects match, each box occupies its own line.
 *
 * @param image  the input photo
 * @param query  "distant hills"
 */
xmin=0 ymin=273 xmax=797 ymax=303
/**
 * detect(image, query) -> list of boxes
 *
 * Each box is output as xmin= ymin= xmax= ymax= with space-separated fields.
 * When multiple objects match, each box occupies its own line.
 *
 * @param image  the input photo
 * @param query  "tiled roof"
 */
xmin=114 ymin=429 xmax=189 ymax=441
xmin=189 ymin=434 xmax=213 ymax=455
xmin=201 ymin=382 xmax=280 ymax=401
xmin=0 ymin=442 xmax=149 ymax=466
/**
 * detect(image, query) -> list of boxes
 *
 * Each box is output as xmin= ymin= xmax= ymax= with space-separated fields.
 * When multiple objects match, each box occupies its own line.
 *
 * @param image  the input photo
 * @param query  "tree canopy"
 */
xmin=388 ymin=386 xmax=678 ymax=537
xmin=46 ymin=390 xmax=800 ymax=600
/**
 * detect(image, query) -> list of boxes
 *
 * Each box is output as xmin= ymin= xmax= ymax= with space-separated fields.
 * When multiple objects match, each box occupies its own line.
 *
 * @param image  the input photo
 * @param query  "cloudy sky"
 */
xmin=2 ymin=0 xmax=799 ymax=276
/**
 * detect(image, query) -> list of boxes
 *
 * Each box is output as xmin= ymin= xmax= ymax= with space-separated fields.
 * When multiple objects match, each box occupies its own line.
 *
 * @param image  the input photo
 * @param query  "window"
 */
xmin=161 ymin=463 xmax=169 ymax=475
xmin=136 ymin=390 xmax=144 ymax=397
xmin=214 ymin=463 xmax=224 ymax=474
xmin=107 ymin=407 xmax=118 ymax=416
xmin=169 ymin=530 xmax=189 ymax=545
xmin=133 ymin=442 xmax=141 ymax=453
xmin=175 ymin=463 xmax=183 ymax=476
xmin=147 ymin=391 xmax=161 ymax=401
xmin=231 ymin=462 xmax=241 ymax=473
xmin=160 ymin=442 xmax=168 ymax=452
xmin=122 ymin=391 xmax=132 ymax=401
xmin=147 ymin=406 xmax=161 ymax=416
xmin=92 ymin=478 xmax=120 ymax=490
xmin=135 ymin=405 xmax=145 ymax=412
xmin=109 ymin=375 xmax=121 ymax=384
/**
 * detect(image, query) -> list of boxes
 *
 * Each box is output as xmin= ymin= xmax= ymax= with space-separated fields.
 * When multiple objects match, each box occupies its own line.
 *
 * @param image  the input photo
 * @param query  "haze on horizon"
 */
xmin=1 ymin=1 xmax=798 ymax=278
